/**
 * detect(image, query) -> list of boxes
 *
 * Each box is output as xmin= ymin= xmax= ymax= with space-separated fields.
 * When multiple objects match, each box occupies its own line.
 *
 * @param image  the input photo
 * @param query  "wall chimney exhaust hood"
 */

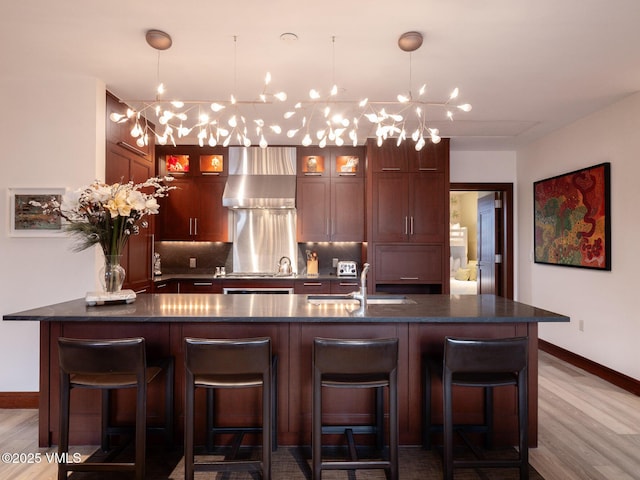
xmin=222 ymin=147 xmax=297 ymax=209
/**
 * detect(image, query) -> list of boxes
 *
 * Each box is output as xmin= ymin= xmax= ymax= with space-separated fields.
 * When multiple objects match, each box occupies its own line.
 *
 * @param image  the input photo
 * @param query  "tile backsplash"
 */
xmin=155 ymin=241 xmax=363 ymax=275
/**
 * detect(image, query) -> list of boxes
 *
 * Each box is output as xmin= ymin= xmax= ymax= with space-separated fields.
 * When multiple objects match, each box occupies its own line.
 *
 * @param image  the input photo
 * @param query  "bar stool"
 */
xmin=103 ymin=355 xmax=174 ymax=450
xmin=205 ymin=354 xmax=278 ymax=453
xmin=184 ymin=337 xmax=272 ymax=480
xmin=57 ymin=337 xmax=168 ymax=480
xmin=312 ymin=337 xmax=399 ymax=480
xmin=441 ymin=336 xmax=529 ymax=480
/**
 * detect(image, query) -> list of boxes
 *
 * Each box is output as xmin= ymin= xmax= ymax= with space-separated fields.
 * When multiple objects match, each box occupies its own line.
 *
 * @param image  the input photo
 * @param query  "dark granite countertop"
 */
xmin=3 ymin=294 xmax=570 ymax=324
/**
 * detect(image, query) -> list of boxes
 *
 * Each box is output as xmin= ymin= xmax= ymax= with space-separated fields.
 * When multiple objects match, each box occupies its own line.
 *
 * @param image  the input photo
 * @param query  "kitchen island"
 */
xmin=4 ymin=293 xmax=569 ymax=448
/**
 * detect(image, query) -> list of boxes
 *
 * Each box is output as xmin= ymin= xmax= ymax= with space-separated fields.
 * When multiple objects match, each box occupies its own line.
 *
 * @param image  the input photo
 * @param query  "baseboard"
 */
xmin=0 ymin=392 xmax=39 ymax=409
xmin=539 ymin=339 xmax=640 ymax=396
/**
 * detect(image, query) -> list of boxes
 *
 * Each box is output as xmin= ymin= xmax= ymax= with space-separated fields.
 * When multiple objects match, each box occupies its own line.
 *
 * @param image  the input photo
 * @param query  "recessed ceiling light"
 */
xmin=280 ymin=32 xmax=298 ymax=42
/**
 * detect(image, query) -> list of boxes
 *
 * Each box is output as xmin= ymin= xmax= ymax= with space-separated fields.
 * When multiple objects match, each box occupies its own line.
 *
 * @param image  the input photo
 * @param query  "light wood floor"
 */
xmin=0 ymin=350 xmax=638 ymax=479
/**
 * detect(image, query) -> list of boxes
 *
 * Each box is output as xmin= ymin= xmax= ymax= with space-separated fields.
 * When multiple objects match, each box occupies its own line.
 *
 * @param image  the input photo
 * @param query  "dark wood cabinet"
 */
xmin=105 ymin=92 xmax=155 ymax=294
xmin=178 ymin=279 xmax=222 ymax=293
xmin=330 ymin=279 xmax=360 ymax=294
xmin=156 ymin=146 xmax=228 ymax=242
xmin=296 ymin=147 xmax=365 ymax=242
xmin=294 ymin=280 xmax=331 ymax=294
xmin=366 ymin=138 xmax=450 ymax=294
xmin=372 ymin=173 xmax=445 ymax=243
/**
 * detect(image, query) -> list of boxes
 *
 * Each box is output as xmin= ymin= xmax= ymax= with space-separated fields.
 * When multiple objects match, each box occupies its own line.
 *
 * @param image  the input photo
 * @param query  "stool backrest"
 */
xmin=313 ymin=337 xmax=399 ymax=375
xmin=58 ymin=337 xmax=146 ymax=376
xmin=184 ymin=337 xmax=271 ymax=375
xmin=443 ymin=336 xmax=528 ymax=374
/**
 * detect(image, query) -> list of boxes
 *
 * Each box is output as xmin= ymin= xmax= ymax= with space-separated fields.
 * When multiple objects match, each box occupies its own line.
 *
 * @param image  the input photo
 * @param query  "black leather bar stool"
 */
xmin=423 ymin=353 xmax=494 ymax=450
xmin=57 ymin=337 xmax=167 ymax=480
xmin=103 ymin=355 xmax=174 ymax=450
xmin=184 ymin=337 xmax=272 ymax=480
xmin=312 ymin=337 xmax=399 ymax=480
xmin=441 ymin=336 xmax=529 ymax=480
xmin=205 ymin=354 xmax=278 ymax=453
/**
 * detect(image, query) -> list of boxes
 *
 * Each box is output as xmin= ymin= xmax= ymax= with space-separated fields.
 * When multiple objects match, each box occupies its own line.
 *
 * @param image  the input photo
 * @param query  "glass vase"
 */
xmin=100 ymin=254 xmax=126 ymax=293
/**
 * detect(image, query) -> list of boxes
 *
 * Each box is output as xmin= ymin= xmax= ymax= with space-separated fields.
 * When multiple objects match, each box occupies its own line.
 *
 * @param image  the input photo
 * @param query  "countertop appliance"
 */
xmin=337 ymin=261 xmax=358 ymax=277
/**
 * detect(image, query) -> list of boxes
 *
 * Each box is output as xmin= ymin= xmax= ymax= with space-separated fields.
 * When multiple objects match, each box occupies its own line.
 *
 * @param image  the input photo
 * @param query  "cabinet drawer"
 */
xmin=294 ymin=280 xmax=330 ymax=294
xmin=331 ymin=279 xmax=360 ymax=294
xmin=374 ymin=245 xmax=443 ymax=283
xmin=153 ymin=280 xmax=179 ymax=293
xmin=179 ymin=280 xmax=222 ymax=293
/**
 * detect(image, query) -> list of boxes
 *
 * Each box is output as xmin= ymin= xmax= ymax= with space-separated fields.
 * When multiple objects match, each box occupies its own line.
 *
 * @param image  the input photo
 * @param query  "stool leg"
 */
xmin=272 ymin=355 xmax=278 ymax=451
xmin=484 ymin=386 xmax=494 ymax=449
xmin=101 ymin=389 xmax=110 ymax=451
xmin=375 ymin=386 xmax=384 ymax=451
xmin=58 ymin=374 xmax=71 ymax=480
xmin=135 ymin=382 xmax=146 ymax=480
xmin=443 ymin=373 xmax=454 ymax=480
xmin=184 ymin=372 xmax=195 ymax=480
xmin=263 ymin=370 xmax=271 ymax=480
xmin=518 ymin=374 xmax=529 ymax=480
xmin=312 ymin=369 xmax=322 ymax=480
xmin=389 ymin=375 xmax=399 ymax=480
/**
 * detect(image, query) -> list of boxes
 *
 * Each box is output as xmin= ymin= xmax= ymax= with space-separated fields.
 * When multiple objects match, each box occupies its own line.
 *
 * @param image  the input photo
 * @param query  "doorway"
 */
xmin=449 ymin=183 xmax=514 ymax=299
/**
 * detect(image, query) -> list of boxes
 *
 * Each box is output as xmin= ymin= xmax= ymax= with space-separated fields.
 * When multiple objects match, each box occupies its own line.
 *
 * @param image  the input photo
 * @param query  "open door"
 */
xmin=477 ymin=192 xmax=501 ymax=295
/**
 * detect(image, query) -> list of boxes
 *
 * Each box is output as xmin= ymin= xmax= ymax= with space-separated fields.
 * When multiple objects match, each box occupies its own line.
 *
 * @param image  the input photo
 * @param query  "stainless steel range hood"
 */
xmin=223 ymin=147 xmax=298 ymax=274
xmin=222 ymin=147 xmax=296 ymax=209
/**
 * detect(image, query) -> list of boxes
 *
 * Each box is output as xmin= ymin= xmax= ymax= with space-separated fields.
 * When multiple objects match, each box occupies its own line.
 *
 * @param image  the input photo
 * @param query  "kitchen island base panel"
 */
xmin=39 ymin=321 xmax=538 ymax=448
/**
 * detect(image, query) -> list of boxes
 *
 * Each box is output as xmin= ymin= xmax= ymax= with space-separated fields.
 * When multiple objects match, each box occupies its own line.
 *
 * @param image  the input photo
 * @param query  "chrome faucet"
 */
xmin=349 ymin=263 xmax=370 ymax=313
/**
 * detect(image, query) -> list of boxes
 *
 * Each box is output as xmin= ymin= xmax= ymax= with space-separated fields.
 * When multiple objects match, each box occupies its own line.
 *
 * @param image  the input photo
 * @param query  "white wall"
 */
xmin=0 ymin=74 xmax=105 ymax=391
xmin=517 ymin=91 xmax=640 ymax=380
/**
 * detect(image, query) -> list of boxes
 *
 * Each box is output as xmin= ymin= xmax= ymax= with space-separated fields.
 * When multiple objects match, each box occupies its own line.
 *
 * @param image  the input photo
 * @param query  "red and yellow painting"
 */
xmin=534 ymin=163 xmax=610 ymax=270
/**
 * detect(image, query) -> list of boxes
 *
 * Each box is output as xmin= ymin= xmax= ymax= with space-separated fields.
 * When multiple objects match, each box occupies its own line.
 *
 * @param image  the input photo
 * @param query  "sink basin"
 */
xmin=307 ymin=294 xmax=416 ymax=305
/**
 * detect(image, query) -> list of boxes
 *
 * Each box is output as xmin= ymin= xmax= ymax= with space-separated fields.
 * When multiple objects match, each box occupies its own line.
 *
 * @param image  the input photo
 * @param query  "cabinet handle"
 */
xmin=381 ymin=167 xmax=401 ymax=171
xmin=400 ymin=277 xmax=419 ymax=280
xmin=189 ymin=218 xmax=193 ymax=236
xmin=339 ymin=282 xmax=358 ymax=287
xmin=156 ymin=283 xmax=168 ymax=289
xmin=194 ymin=218 xmax=198 ymax=236
xmin=418 ymin=167 xmax=437 ymax=171
xmin=117 ymin=141 xmax=148 ymax=158
xmin=303 ymin=282 xmax=323 ymax=286
xmin=134 ymin=288 xmax=147 ymax=294
xmin=338 ymin=172 xmax=356 ymax=176
xmin=304 ymin=172 xmax=323 ymax=176
xmin=193 ymin=282 xmax=212 ymax=286
xmin=326 ymin=219 xmax=330 ymax=236
xmin=410 ymin=216 xmax=414 ymax=235
xmin=202 ymin=172 xmax=220 ymax=176
xmin=404 ymin=216 xmax=408 ymax=235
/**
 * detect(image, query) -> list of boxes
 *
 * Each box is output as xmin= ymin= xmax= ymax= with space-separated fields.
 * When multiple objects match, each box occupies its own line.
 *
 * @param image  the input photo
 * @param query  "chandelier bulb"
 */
xmin=302 ymin=133 xmax=312 ymax=146
xmin=259 ymin=135 xmax=268 ymax=148
xmin=457 ymin=103 xmax=472 ymax=112
xmin=319 ymin=137 xmax=327 ymax=148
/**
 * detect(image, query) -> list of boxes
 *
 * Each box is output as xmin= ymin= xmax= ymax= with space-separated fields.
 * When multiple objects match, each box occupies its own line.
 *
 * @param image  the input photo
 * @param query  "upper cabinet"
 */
xmin=369 ymin=138 xmax=447 ymax=173
xmin=296 ymin=146 xmax=365 ymax=242
xmin=105 ymin=92 xmax=156 ymax=294
xmin=155 ymin=145 xmax=228 ymax=241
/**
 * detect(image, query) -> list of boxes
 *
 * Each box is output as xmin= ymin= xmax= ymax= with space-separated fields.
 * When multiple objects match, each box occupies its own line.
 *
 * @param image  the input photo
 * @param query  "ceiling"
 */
xmin=3 ymin=0 xmax=640 ymax=151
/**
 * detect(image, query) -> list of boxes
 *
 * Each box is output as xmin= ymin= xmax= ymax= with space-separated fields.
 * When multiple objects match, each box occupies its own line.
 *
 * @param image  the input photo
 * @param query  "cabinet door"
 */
xmin=371 ymin=174 xmax=409 ymax=242
xmin=410 ymin=138 xmax=449 ymax=173
xmin=408 ymin=174 xmax=446 ymax=243
xmin=297 ymin=177 xmax=331 ymax=242
xmin=374 ymin=244 xmax=443 ymax=284
xmin=196 ymin=178 xmax=228 ymax=241
xmin=158 ymin=178 xmax=195 ymax=240
xmin=331 ymin=177 xmax=364 ymax=242
xmin=367 ymin=139 xmax=408 ymax=172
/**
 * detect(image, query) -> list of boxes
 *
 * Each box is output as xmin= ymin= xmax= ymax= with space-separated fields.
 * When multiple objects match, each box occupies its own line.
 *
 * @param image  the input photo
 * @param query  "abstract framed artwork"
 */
xmin=534 ymin=163 xmax=611 ymax=270
xmin=8 ymin=188 xmax=66 ymax=237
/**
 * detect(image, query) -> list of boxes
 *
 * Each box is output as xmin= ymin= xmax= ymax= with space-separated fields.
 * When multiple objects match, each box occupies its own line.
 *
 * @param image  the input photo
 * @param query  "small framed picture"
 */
xmin=8 ymin=188 xmax=66 ymax=237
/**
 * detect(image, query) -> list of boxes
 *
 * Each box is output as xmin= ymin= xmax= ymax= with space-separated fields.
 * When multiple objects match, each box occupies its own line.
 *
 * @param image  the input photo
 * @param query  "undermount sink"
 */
xmin=306 ymin=294 xmax=416 ymax=305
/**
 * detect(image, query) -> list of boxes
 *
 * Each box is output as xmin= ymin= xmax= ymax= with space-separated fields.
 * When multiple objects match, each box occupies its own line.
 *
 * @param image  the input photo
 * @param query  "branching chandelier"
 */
xmin=110 ymin=30 xmax=472 ymax=151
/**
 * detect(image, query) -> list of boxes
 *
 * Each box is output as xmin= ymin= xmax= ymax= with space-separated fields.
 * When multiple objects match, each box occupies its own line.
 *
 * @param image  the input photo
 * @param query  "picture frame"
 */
xmin=533 ymin=163 xmax=611 ymax=270
xmin=8 ymin=188 xmax=66 ymax=237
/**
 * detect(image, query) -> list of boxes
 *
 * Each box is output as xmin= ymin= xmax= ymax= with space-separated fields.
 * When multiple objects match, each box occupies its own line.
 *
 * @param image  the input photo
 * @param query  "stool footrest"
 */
xmin=321 ymin=425 xmax=379 ymax=435
xmin=321 ymin=460 xmax=391 ymax=470
xmin=454 ymin=459 xmax=524 ymax=469
xmin=193 ymin=460 xmax=263 ymax=472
